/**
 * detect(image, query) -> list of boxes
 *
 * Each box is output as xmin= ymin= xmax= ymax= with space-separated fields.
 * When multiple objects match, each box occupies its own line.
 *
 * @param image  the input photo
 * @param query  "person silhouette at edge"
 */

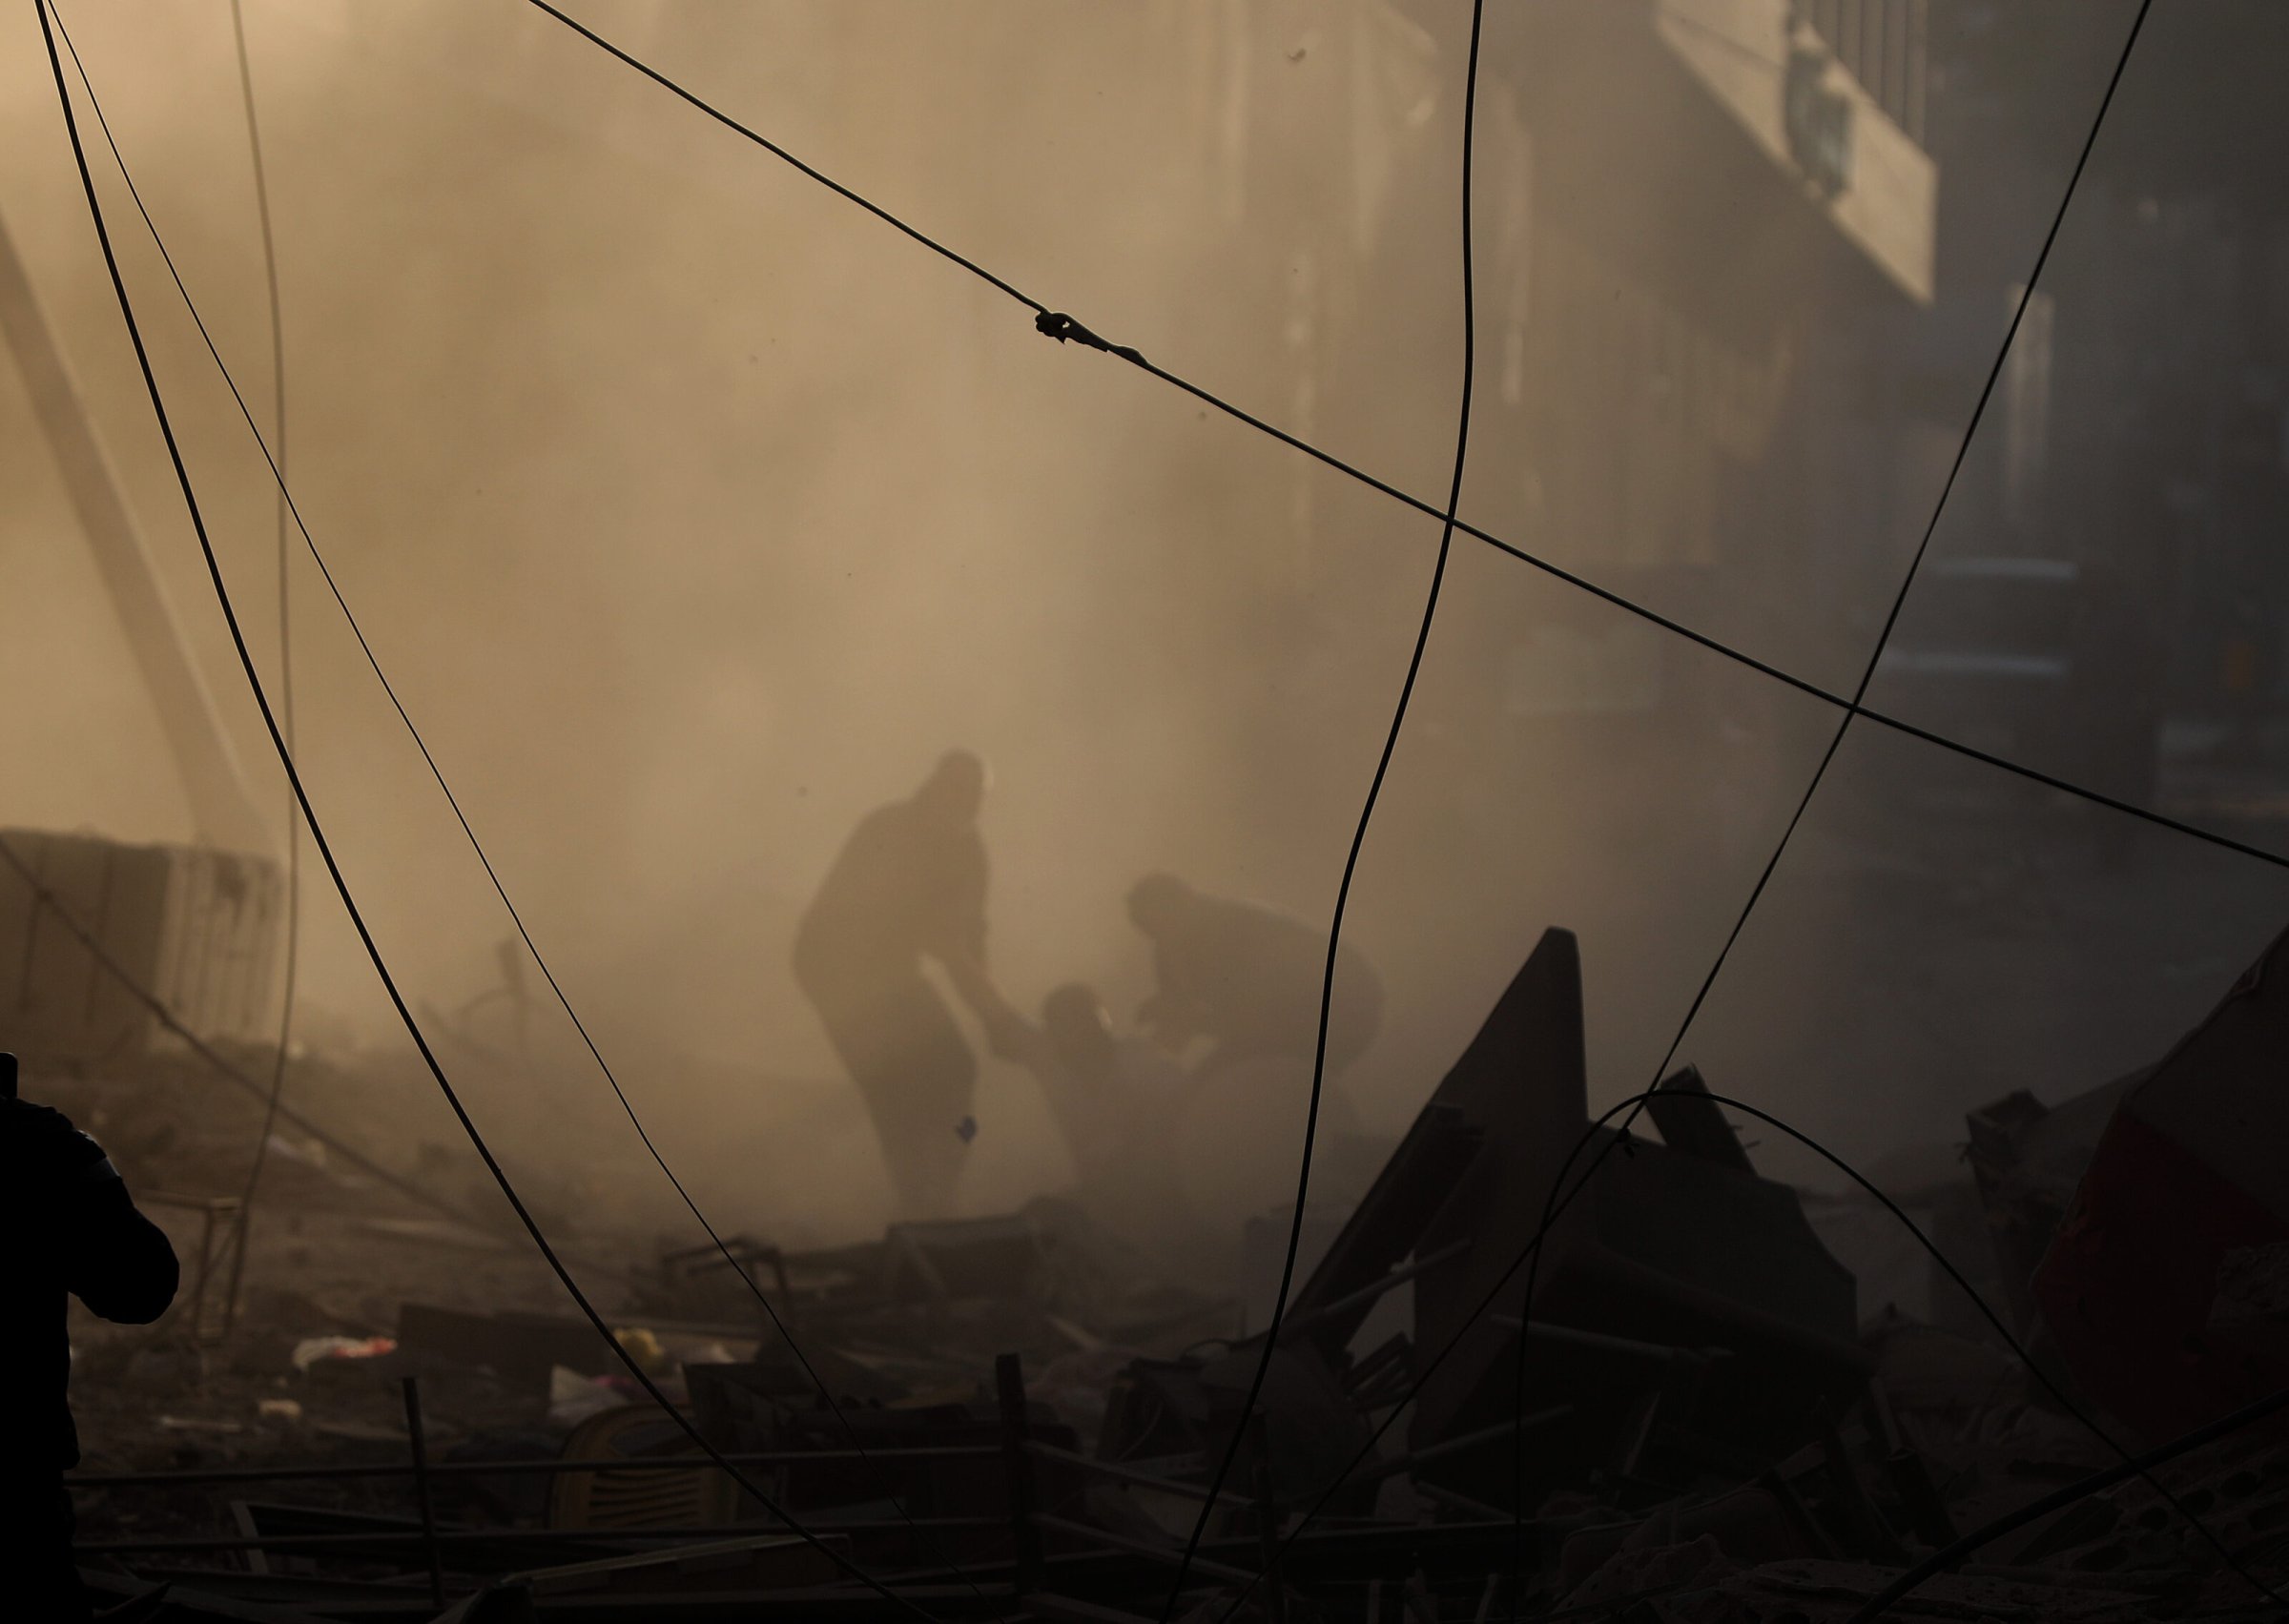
xmin=794 ymin=750 xmax=992 ymax=1220
xmin=0 ymin=1050 xmax=179 ymax=1621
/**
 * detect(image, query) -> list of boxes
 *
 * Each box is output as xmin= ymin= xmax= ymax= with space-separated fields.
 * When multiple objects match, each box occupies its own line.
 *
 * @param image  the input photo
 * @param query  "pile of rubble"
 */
xmin=54 ymin=924 xmax=2289 ymax=1620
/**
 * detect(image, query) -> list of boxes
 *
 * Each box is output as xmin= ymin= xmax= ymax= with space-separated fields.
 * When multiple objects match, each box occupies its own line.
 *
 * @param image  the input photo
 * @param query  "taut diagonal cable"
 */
xmin=517 ymin=0 xmax=1850 ymax=712
xmin=1488 ymin=5 xmax=2280 ymax=1615
xmin=1213 ymin=1087 xmax=2282 ymax=1622
xmin=44 ymin=13 xmax=991 ymax=1595
xmin=43 ymin=4 xmax=2289 ymax=1611
xmin=219 ymin=0 xmax=300 ymax=1326
xmin=1503 ymin=0 xmax=2158 ymax=1477
xmin=34 ymin=5 xmax=941 ymax=1612
xmin=516 ymin=0 xmax=2289 ymax=889
xmin=1159 ymin=1 xmax=1484 ymax=1616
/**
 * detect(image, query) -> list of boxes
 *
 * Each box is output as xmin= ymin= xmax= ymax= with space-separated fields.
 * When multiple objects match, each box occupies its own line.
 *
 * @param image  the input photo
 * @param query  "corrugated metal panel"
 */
xmin=0 ymin=829 xmax=281 ymax=1064
xmin=89 ymin=840 xmax=171 ymax=1047
xmin=19 ymin=836 xmax=117 ymax=1054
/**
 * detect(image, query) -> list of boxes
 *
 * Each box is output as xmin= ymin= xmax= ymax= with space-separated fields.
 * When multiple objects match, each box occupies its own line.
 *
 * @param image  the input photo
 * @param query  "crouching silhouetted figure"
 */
xmin=0 ymin=1053 xmax=177 ymax=1621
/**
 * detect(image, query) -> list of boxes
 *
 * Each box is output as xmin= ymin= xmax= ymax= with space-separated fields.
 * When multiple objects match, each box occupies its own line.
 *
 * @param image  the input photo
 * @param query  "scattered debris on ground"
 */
xmin=42 ymin=924 xmax=2289 ymax=1620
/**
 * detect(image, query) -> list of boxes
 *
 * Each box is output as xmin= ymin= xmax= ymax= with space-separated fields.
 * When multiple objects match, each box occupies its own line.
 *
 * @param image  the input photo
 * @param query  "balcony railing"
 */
xmin=1802 ymin=0 xmax=1928 ymax=144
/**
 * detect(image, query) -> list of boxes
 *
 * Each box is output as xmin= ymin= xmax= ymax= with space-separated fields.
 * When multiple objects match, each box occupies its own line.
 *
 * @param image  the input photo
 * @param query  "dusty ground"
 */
xmin=42 ymin=1044 xmax=691 ymax=1576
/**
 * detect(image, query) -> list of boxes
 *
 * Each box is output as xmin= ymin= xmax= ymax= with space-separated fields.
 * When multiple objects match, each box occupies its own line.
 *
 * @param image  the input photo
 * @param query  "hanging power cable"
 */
xmin=40 ymin=12 xmax=990 ymax=1597
xmin=0 ymin=831 xmax=535 ymax=1246
xmin=1488 ymin=5 xmax=2281 ymax=1614
xmin=1210 ymin=1086 xmax=2283 ymax=1621
xmin=33 ymin=5 xmax=943 ymax=1612
xmin=217 ymin=0 xmax=300 ymax=1335
xmin=515 ymin=0 xmax=2289 ymax=888
xmin=1157 ymin=2 xmax=1485 ymax=1616
xmin=36 ymin=2 xmax=2289 ymax=1612
xmin=515 ymin=0 xmax=1844 ymax=712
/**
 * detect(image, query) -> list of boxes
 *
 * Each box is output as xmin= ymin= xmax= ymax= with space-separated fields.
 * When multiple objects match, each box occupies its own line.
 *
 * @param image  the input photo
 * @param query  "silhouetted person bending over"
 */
xmin=1126 ymin=874 xmax=1385 ymax=1078
xmin=794 ymin=751 xmax=992 ymax=1219
xmin=971 ymin=979 xmax=1193 ymax=1232
xmin=0 ymin=1052 xmax=178 ymax=1620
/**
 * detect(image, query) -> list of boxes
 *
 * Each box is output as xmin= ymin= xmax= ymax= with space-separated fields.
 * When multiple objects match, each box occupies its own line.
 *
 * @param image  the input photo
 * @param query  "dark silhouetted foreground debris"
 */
xmin=48 ymin=927 xmax=2289 ymax=1619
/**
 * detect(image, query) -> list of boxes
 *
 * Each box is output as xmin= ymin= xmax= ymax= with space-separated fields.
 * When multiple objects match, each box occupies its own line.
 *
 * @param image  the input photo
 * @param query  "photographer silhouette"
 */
xmin=1 ymin=1052 xmax=177 ymax=1620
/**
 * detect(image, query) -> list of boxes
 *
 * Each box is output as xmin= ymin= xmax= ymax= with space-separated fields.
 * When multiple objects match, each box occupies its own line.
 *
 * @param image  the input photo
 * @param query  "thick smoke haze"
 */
xmin=6 ymin=1 xmax=2288 ymax=1255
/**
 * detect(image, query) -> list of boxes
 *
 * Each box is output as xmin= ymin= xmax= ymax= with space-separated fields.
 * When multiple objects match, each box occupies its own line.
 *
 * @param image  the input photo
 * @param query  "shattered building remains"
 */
xmin=3 ymin=1 xmax=2289 ymax=1621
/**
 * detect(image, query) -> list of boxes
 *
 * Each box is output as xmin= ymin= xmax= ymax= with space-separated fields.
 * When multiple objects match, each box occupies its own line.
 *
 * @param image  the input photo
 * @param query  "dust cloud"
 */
xmin=5 ymin=1 xmax=2286 ymax=1261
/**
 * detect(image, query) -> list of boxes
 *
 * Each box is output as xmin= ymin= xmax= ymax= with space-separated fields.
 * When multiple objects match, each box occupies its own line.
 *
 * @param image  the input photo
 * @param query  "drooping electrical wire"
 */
xmin=516 ymin=0 xmax=2289 ymax=888
xmin=1214 ymin=1087 xmax=2282 ymax=1621
xmin=218 ymin=0 xmax=299 ymax=1330
xmin=1157 ymin=2 xmax=1485 ymax=1617
xmin=1503 ymin=717 xmax=1848 ymax=1615
xmin=40 ymin=13 xmax=985 ymax=1596
xmin=38 ymin=2 xmax=2287 ymax=1612
xmin=513 ymin=1 xmax=1855 ymax=717
xmin=202 ymin=6 xmax=2283 ymax=1608
xmin=1490 ymin=7 xmax=2281 ymax=1614
xmin=316 ymin=48 xmax=2289 ymax=1590
xmin=361 ymin=8 xmax=2289 ymax=1612
xmin=0 ymin=832 xmax=521 ymax=1243
xmin=1493 ymin=6 xmax=2275 ymax=1616
xmin=1527 ymin=0 xmax=2158 ymax=1235
xmin=32 ymin=6 xmax=938 ymax=1612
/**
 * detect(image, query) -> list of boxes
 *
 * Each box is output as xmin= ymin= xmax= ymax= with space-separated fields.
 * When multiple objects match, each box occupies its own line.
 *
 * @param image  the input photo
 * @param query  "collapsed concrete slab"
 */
xmin=1270 ymin=929 xmax=1864 ymax=1506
